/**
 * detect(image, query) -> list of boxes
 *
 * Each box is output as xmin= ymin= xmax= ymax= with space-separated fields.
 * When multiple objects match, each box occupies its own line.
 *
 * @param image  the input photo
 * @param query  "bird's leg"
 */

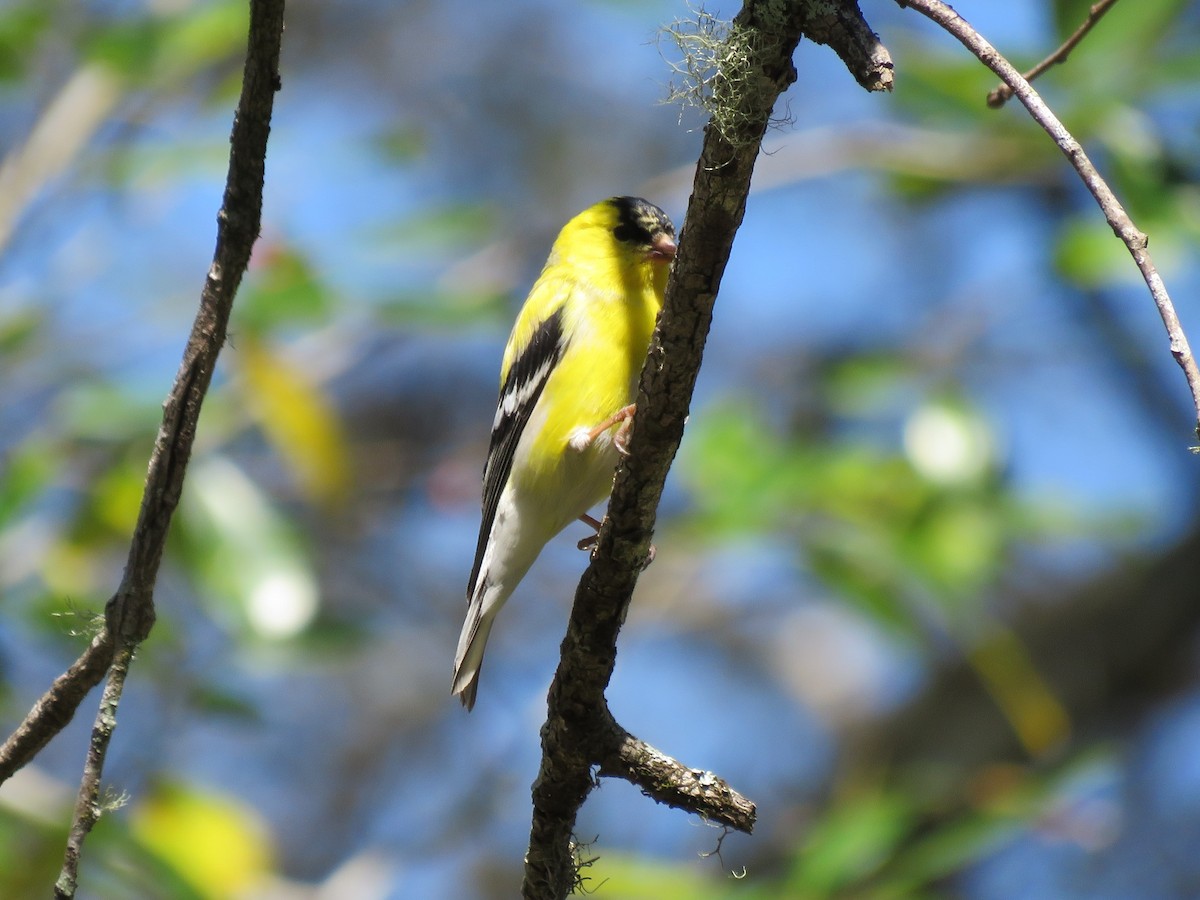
xmin=576 ymin=512 xmax=656 ymax=568
xmin=577 ymin=513 xmax=602 ymax=551
xmin=568 ymin=404 xmax=637 ymax=456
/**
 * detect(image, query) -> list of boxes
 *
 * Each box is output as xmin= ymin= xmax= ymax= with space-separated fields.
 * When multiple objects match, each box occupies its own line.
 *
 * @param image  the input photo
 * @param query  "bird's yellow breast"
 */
xmin=514 ymin=261 xmax=663 ymax=528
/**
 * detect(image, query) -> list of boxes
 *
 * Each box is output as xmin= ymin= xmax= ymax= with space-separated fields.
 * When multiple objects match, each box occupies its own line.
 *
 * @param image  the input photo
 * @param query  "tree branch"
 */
xmin=898 ymin=0 xmax=1200 ymax=441
xmin=986 ymin=0 xmax=1121 ymax=109
xmin=54 ymin=643 xmax=132 ymax=899
xmin=522 ymin=3 xmax=892 ymax=897
xmin=0 ymin=0 xmax=284 ymax=892
xmin=595 ymin=712 xmax=757 ymax=833
xmin=0 ymin=635 xmax=114 ymax=784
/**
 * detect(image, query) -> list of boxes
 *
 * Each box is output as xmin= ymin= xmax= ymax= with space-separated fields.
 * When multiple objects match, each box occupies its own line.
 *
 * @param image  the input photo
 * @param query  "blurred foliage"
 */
xmin=0 ymin=777 xmax=271 ymax=900
xmin=84 ymin=0 xmax=247 ymax=84
xmin=235 ymin=338 xmax=350 ymax=509
xmin=0 ymin=0 xmax=1199 ymax=897
xmin=683 ymin=386 xmax=1016 ymax=630
xmin=130 ymin=782 xmax=274 ymax=898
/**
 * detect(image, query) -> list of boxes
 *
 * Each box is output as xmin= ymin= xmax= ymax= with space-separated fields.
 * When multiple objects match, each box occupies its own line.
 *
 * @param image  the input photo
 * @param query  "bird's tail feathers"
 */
xmin=452 ymin=581 xmax=499 ymax=711
xmin=452 ymin=502 xmax=544 ymax=710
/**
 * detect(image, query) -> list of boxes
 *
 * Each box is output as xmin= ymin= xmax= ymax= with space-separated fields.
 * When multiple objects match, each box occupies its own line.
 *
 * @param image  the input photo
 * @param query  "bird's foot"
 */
xmin=568 ymin=404 xmax=637 ymax=454
xmin=577 ymin=513 xmax=602 ymax=552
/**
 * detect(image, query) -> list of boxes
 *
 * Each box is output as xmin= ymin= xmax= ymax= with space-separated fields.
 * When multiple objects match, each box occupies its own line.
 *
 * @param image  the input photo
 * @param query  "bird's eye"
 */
xmin=612 ymin=222 xmax=642 ymax=244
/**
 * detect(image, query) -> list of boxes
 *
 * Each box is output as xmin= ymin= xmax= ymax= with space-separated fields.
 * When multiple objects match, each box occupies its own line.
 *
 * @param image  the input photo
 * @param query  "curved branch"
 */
xmin=54 ymin=643 xmax=133 ymax=899
xmin=899 ymin=0 xmax=1200 ymax=441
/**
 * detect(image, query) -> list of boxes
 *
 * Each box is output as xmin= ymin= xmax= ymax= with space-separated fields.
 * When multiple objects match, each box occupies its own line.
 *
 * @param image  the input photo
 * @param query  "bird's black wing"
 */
xmin=466 ymin=305 xmax=566 ymax=598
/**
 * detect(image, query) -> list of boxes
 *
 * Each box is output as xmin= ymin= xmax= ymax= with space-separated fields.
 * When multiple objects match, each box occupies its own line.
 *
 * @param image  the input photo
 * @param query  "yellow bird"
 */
xmin=452 ymin=196 xmax=677 ymax=709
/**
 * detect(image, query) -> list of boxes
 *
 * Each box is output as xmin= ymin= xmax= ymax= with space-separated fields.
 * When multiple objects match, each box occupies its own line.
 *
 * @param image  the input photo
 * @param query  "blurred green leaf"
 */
xmin=371 ymin=124 xmax=429 ymax=162
xmin=681 ymin=406 xmax=798 ymax=534
xmin=378 ymin=288 xmax=510 ymax=328
xmin=54 ymin=381 xmax=161 ymax=442
xmin=84 ymin=0 xmax=245 ymax=83
xmin=370 ymin=202 xmax=496 ymax=253
xmin=235 ymin=243 xmax=331 ymax=335
xmin=155 ymin=0 xmax=247 ymax=78
xmin=0 ymin=6 xmax=50 ymax=82
xmin=84 ymin=19 xmax=161 ymax=79
xmin=680 ymin=390 xmax=1095 ymax=634
xmin=788 ymin=788 xmax=915 ymax=895
xmin=0 ymin=439 xmax=54 ymax=527
xmin=878 ymin=812 xmax=1012 ymax=897
xmin=0 ymin=805 xmax=68 ymax=898
xmin=180 ymin=455 xmax=320 ymax=640
xmin=1053 ymin=0 xmax=1190 ymax=73
xmin=1053 ymin=216 xmax=1135 ymax=287
xmin=85 ymin=452 xmax=150 ymax=537
xmin=581 ymin=852 xmax=732 ymax=899
xmin=891 ymin=52 xmax=1011 ymax=125
xmin=824 ymin=354 xmax=914 ymax=417
xmin=0 ymin=306 xmax=42 ymax=357
xmin=904 ymin=498 xmax=1003 ymax=595
xmin=101 ymin=139 xmax=229 ymax=191
xmin=182 ymin=683 xmax=261 ymax=722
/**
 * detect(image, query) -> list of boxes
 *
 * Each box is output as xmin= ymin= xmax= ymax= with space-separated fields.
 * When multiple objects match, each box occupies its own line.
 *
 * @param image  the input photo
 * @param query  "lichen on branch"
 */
xmin=661 ymin=4 xmax=795 ymax=146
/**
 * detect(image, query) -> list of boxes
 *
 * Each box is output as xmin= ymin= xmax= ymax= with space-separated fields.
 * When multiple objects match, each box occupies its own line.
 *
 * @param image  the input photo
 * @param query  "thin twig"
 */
xmin=899 ymin=0 xmax=1200 ymax=441
xmin=987 ymin=0 xmax=1120 ymax=108
xmin=54 ymin=643 xmax=132 ymax=899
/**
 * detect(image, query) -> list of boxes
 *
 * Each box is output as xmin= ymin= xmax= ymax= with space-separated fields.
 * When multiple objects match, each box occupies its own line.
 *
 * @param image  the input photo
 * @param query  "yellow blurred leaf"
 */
xmin=581 ymin=852 xmax=728 ymax=899
xmin=42 ymin=541 xmax=101 ymax=599
xmin=89 ymin=457 xmax=147 ymax=535
xmin=237 ymin=336 xmax=350 ymax=508
xmin=131 ymin=783 xmax=273 ymax=899
xmin=969 ymin=624 xmax=1071 ymax=758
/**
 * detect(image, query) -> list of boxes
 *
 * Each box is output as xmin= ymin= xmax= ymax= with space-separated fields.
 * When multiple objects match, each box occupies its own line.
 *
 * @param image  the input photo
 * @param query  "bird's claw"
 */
xmin=613 ymin=417 xmax=633 ymax=457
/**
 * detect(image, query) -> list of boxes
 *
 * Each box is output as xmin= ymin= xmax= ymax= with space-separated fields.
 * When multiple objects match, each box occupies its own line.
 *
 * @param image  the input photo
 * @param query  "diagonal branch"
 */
xmin=0 ymin=635 xmax=114 ymax=784
xmin=47 ymin=1 xmax=286 ymax=893
xmin=986 ymin=0 xmax=1121 ymax=108
xmin=899 ymin=0 xmax=1200 ymax=441
xmin=522 ymin=2 xmax=893 ymax=897
xmin=1 ymin=3 xmax=285 ymax=893
xmin=54 ymin=643 xmax=133 ymax=899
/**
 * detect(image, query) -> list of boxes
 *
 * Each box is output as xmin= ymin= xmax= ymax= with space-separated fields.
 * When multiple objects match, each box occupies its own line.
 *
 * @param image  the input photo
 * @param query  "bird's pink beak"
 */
xmin=648 ymin=233 xmax=677 ymax=263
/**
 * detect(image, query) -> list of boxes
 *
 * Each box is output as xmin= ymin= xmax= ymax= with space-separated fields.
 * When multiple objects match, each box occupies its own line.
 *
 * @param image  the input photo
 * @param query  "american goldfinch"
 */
xmin=452 ymin=196 xmax=677 ymax=710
